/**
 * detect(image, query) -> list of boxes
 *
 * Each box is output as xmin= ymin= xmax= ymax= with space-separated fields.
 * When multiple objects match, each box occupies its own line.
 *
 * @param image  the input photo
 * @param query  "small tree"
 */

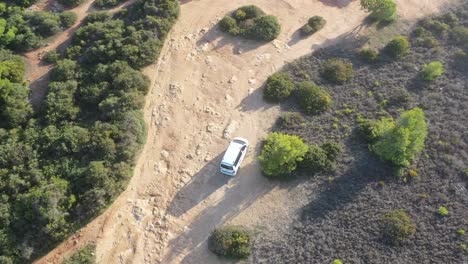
xmin=421 ymin=61 xmax=444 ymax=81
xmin=264 ymin=72 xmax=294 ymax=102
xmin=208 ymin=226 xmax=251 ymax=259
xmin=301 ymin=16 xmax=326 ymax=36
xmin=320 ymin=58 xmax=354 ymax=83
xmin=359 ymin=48 xmax=378 ymax=63
xmin=371 ymin=108 xmax=427 ymax=167
xmin=385 ymin=36 xmax=410 ymax=59
xmin=247 ymin=15 xmax=281 ymax=41
xmin=259 ymin=132 xmax=308 ymax=177
xmin=296 ymin=81 xmax=331 ymax=114
xmin=360 ymin=0 xmax=397 ymax=22
xmin=381 ymin=209 xmax=416 ymax=244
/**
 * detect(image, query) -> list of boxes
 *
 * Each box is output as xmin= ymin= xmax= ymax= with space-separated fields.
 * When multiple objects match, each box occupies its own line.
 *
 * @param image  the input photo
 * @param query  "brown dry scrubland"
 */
xmin=34 ymin=0 xmax=455 ymax=263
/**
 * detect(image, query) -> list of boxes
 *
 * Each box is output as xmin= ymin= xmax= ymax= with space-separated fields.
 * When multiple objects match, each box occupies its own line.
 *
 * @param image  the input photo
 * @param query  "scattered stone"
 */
xmin=154 ymin=161 xmax=168 ymax=174
xmin=206 ymin=123 xmax=218 ymax=133
xmin=132 ymin=206 xmax=144 ymax=221
xmin=223 ymin=120 xmax=238 ymax=139
xmin=248 ymin=88 xmax=254 ymax=95
xmin=160 ymin=150 xmax=170 ymax=160
xmin=248 ymin=79 xmax=257 ymax=85
xmin=228 ymin=76 xmax=238 ymax=84
xmin=225 ymin=94 xmax=232 ymax=101
xmin=195 ymin=144 xmax=204 ymax=156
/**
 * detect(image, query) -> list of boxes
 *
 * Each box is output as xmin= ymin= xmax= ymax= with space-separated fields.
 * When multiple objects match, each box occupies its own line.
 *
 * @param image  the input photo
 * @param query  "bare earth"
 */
xmin=33 ymin=0 xmax=452 ymax=263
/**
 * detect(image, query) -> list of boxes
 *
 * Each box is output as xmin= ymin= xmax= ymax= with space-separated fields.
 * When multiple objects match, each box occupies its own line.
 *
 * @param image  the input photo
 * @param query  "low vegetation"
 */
xmin=300 ymin=142 xmax=341 ymax=174
xmin=0 ymin=0 xmax=179 ymax=262
xmin=320 ymin=58 xmax=354 ymax=83
xmin=438 ymin=206 xmax=449 ymax=217
xmin=301 ymin=16 xmax=326 ymax=36
xmin=208 ymin=226 xmax=251 ymax=259
xmin=63 ymin=244 xmax=96 ymax=264
xmin=58 ymin=0 xmax=84 ymax=8
xmin=277 ymin=112 xmax=305 ymax=130
xmin=259 ymin=132 xmax=308 ymax=178
xmin=359 ymin=48 xmax=379 ymax=63
xmin=381 ymin=210 xmax=416 ymax=244
xmin=219 ymin=5 xmax=281 ymax=42
xmin=94 ymin=0 xmax=126 ymax=8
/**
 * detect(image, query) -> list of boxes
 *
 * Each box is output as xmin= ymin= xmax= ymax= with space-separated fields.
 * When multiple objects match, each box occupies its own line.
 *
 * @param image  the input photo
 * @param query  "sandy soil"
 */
xmin=33 ymin=0 xmax=452 ymax=263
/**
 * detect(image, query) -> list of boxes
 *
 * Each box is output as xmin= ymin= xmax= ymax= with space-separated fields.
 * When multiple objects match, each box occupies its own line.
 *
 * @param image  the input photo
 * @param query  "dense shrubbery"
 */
xmin=381 ymin=210 xmax=416 ymax=244
xmin=94 ymin=0 xmax=126 ymax=8
xmin=421 ymin=61 xmax=444 ymax=81
xmin=219 ymin=5 xmax=280 ymax=42
xmin=320 ymin=58 xmax=354 ymax=83
xmin=385 ymin=36 xmax=410 ymax=59
xmin=59 ymin=11 xmax=77 ymax=28
xmin=360 ymin=108 xmax=427 ymax=167
xmin=300 ymin=16 xmax=326 ymax=36
xmin=43 ymin=50 xmax=60 ymax=63
xmin=208 ymin=226 xmax=251 ymax=259
xmin=300 ymin=142 xmax=341 ymax=174
xmin=264 ymin=72 xmax=294 ymax=102
xmin=359 ymin=48 xmax=378 ymax=63
xmin=58 ymin=0 xmax=85 ymax=8
xmin=296 ymin=81 xmax=331 ymax=114
xmin=63 ymin=244 xmax=96 ymax=264
xmin=0 ymin=4 xmax=73 ymax=51
xmin=0 ymin=0 xmax=179 ymax=262
xmin=360 ymin=0 xmax=397 ymax=22
xmin=259 ymin=132 xmax=308 ymax=177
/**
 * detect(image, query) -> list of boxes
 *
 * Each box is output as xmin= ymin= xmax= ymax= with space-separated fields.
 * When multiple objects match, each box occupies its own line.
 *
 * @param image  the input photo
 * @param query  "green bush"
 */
xmin=438 ymin=206 xmax=449 ymax=217
xmin=300 ymin=142 xmax=341 ymax=174
xmin=300 ymin=16 xmax=326 ymax=36
xmin=381 ymin=209 xmax=416 ymax=244
xmin=421 ymin=61 xmax=444 ymax=81
xmin=43 ymin=50 xmax=60 ymax=64
xmin=320 ymin=58 xmax=354 ymax=83
xmin=451 ymin=26 xmax=468 ymax=47
xmin=246 ymin=15 xmax=281 ymax=41
xmin=208 ymin=226 xmax=251 ymax=259
xmin=58 ymin=0 xmax=85 ymax=8
xmin=415 ymin=36 xmax=439 ymax=48
xmin=59 ymin=11 xmax=77 ymax=28
xmin=421 ymin=18 xmax=450 ymax=37
xmin=357 ymin=116 xmax=395 ymax=143
xmin=50 ymin=59 xmax=78 ymax=82
xmin=360 ymin=0 xmax=397 ymax=22
xmin=63 ymin=244 xmax=96 ymax=264
xmin=371 ymin=108 xmax=427 ymax=167
xmin=94 ymin=0 xmax=126 ymax=8
xmin=296 ymin=81 xmax=331 ymax=114
xmin=84 ymin=11 xmax=112 ymax=24
xmin=359 ymin=48 xmax=378 ymax=63
xmin=259 ymin=132 xmax=308 ymax=177
xmin=219 ymin=6 xmax=280 ymax=42
xmin=333 ymin=260 xmax=343 ymax=264
xmin=264 ymin=72 xmax=294 ymax=102
xmin=277 ymin=112 xmax=305 ymax=129
xmin=385 ymin=36 xmax=410 ymax=59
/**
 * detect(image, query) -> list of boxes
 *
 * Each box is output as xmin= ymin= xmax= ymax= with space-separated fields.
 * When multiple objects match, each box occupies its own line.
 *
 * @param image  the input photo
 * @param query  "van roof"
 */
xmin=221 ymin=140 xmax=244 ymax=165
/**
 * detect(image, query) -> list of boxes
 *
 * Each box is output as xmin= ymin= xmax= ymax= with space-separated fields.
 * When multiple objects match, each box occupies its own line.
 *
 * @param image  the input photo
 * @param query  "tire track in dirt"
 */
xmin=34 ymin=0 xmax=452 ymax=263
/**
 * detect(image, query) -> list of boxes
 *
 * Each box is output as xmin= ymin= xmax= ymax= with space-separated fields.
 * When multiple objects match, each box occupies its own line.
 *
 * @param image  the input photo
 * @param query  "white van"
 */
xmin=220 ymin=137 xmax=249 ymax=176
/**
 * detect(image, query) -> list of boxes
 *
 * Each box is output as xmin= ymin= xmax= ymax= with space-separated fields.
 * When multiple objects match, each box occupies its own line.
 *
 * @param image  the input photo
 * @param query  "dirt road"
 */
xmin=34 ymin=0 xmax=451 ymax=263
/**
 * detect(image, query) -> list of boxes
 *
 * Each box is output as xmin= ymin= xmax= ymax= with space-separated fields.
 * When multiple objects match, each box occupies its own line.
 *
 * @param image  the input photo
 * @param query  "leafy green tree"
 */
xmin=385 ymin=36 xmax=410 ymax=59
xmin=320 ymin=58 xmax=354 ymax=83
xmin=259 ymin=132 xmax=308 ymax=177
xmin=361 ymin=0 xmax=397 ymax=22
xmin=421 ymin=61 xmax=444 ymax=81
xmin=246 ymin=15 xmax=281 ymax=41
xmin=372 ymin=108 xmax=427 ymax=167
xmin=50 ymin=59 xmax=78 ymax=82
xmin=44 ymin=81 xmax=79 ymax=124
xmin=0 ymin=80 xmax=32 ymax=128
xmin=208 ymin=226 xmax=251 ymax=259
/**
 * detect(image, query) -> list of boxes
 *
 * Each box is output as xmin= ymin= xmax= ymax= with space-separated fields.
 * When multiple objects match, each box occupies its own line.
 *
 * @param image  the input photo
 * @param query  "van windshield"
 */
xmin=221 ymin=164 xmax=234 ymax=170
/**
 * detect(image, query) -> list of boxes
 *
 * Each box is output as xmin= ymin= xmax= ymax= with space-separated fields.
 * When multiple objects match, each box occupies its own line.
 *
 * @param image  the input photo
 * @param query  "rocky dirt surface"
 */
xmin=33 ymin=0 xmax=454 ymax=263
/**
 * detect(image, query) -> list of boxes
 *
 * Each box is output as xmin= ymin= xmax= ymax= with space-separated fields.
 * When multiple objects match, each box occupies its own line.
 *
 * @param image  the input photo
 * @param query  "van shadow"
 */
xmin=196 ymin=22 xmax=268 ymax=55
xmin=288 ymin=27 xmax=306 ymax=47
xmin=167 ymin=153 xmax=230 ymax=217
xmin=162 ymin=142 xmax=281 ymax=263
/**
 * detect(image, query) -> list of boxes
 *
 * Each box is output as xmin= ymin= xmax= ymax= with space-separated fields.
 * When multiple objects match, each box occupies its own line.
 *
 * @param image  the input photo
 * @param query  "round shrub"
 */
xmin=385 ymin=36 xmax=410 ymax=59
xmin=361 ymin=0 xmax=397 ymax=22
xmin=43 ymin=50 xmax=60 ymax=64
xmin=219 ymin=16 xmax=239 ymax=35
xmin=208 ymin=226 xmax=251 ymax=259
xmin=296 ymin=81 xmax=331 ymax=115
xmin=301 ymin=16 xmax=326 ymax=36
xmin=246 ymin=15 xmax=281 ymax=41
xmin=320 ymin=58 xmax=354 ymax=83
xmin=264 ymin=72 xmax=294 ymax=102
xmin=300 ymin=144 xmax=331 ymax=173
xmin=259 ymin=132 xmax=308 ymax=177
xmin=359 ymin=48 xmax=378 ymax=63
xmin=438 ymin=206 xmax=449 ymax=217
xmin=381 ymin=209 xmax=416 ymax=244
xmin=277 ymin=112 xmax=305 ymax=129
xmin=421 ymin=61 xmax=444 ymax=81
xmin=50 ymin=59 xmax=78 ymax=82
xmin=59 ymin=11 xmax=77 ymax=28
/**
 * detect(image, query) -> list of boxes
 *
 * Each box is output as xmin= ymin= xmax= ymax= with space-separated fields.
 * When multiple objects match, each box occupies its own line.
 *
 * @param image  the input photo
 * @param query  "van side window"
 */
xmin=233 ymin=149 xmax=243 ymax=167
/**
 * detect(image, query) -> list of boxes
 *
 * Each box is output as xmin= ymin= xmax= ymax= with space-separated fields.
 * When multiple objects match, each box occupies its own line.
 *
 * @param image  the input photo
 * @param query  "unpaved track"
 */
xmin=34 ymin=0 xmax=451 ymax=263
